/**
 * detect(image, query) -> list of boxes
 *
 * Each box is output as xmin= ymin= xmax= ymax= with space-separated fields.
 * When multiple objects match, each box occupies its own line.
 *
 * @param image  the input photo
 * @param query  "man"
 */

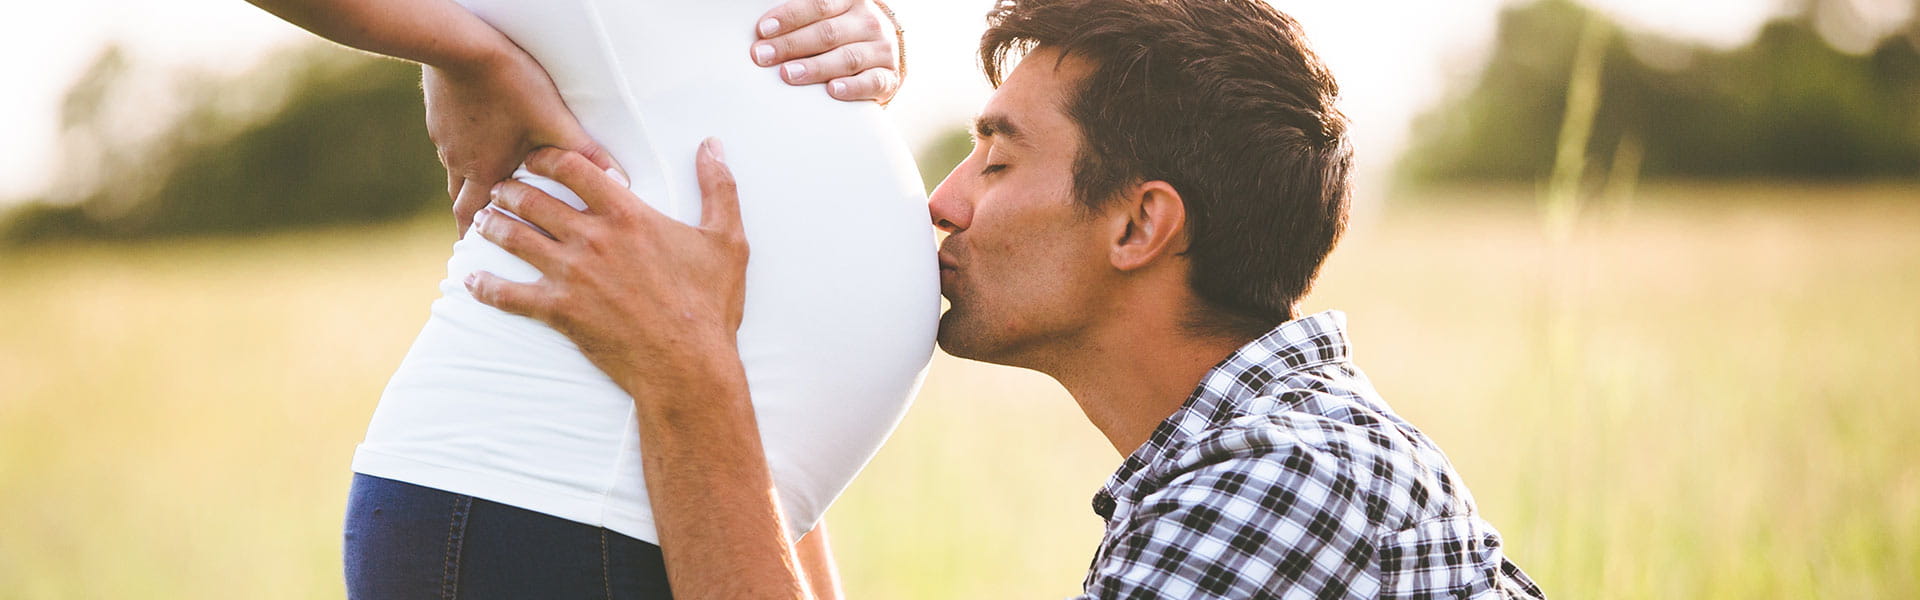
xmin=462 ymin=0 xmax=1547 ymax=597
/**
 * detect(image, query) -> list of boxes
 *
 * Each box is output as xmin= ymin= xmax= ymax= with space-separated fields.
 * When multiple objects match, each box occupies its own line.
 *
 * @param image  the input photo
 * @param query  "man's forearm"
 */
xmin=616 ymin=346 xmax=813 ymax=599
xmin=244 ymin=0 xmax=511 ymax=70
xmin=796 ymin=520 xmax=844 ymax=600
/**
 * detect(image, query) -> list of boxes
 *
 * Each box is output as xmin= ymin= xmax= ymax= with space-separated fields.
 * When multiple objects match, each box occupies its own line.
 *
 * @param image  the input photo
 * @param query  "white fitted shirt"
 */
xmin=352 ymin=0 xmax=939 ymax=543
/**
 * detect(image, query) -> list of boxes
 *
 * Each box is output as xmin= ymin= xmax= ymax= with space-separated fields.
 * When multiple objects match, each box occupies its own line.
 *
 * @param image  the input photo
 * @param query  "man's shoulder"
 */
xmin=1141 ymin=390 xmax=1472 ymax=532
xmin=1162 ymin=380 xmax=1424 ymax=469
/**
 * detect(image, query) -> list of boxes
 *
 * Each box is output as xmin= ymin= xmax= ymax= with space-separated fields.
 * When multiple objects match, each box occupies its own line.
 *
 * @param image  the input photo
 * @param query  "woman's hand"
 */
xmin=753 ymin=0 xmax=904 ymax=104
xmin=424 ymin=46 xmax=622 ymax=237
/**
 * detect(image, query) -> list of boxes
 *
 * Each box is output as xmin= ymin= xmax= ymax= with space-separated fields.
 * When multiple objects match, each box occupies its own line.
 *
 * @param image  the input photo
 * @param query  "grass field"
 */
xmin=1 ymin=182 xmax=1915 ymax=599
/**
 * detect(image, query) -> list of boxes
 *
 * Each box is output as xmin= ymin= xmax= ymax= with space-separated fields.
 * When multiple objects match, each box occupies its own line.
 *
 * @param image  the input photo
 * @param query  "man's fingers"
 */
xmin=473 ymin=206 xmax=567 ymax=275
xmin=523 ymin=147 xmax=647 ymax=220
xmin=447 ymin=171 xmax=462 ymax=204
xmin=756 ymin=0 xmax=853 ymax=39
xmin=490 ymin=180 xmax=582 ymax=242
xmin=695 ymin=138 xmax=743 ymax=233
xmin=463 ymin=270 xmax=552 ymax=321
xmin=753 ymin=10 xmax=883 ymax=68
xmin=828 ymin=67 xmax=899 ymax=102
xmin=777 ymin=41 xmax=890 ymax=85
xmin=552 ymin=136 xmax=630 ymax=190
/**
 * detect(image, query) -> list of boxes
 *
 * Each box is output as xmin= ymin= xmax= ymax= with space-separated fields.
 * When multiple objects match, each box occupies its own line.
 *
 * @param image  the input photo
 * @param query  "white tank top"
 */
xmin=352 ymin=0 xmax=939 ymax=544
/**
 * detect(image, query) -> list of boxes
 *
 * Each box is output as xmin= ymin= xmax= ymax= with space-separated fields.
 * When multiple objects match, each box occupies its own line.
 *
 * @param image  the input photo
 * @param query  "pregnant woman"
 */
xmin=245 ymin=0 xmax=938 ymax=596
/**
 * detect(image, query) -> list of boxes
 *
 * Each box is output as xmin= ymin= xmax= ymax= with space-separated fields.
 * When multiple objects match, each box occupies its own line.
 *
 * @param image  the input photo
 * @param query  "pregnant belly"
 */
xmin=361 ymin=0 xmax=939 ymax=543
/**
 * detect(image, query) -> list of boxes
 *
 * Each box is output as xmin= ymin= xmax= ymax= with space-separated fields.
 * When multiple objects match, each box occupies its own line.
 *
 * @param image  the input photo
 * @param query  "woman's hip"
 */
xmin=343 ymin=473 xmax=674 ymax=599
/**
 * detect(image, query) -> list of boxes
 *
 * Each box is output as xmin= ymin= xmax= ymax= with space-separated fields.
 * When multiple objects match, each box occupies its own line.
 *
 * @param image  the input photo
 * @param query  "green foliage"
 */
xmin=3 ymin=44 xmax=441 ymax=244
xmin=917 ymin=126 xmax=975 ymax=194
xmin=3 ymin=40 xmax=988 ymax=243
xmin=1403 ymin=0 xmax=1920 ymax=183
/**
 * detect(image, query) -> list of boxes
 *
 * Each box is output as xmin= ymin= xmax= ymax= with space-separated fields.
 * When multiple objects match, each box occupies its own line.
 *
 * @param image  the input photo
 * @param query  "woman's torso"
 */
xmin=352 ymin=0 xmax=939 ymax=544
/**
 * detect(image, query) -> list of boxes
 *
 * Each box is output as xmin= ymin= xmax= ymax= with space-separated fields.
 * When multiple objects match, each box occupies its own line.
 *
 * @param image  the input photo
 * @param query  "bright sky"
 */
xmin=0 ymin=0 xmax=1797 ymax=207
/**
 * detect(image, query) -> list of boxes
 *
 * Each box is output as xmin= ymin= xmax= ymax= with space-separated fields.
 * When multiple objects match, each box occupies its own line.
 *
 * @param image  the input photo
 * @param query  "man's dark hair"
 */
xmin=981 ymin=0 xmax=1352 ymax=336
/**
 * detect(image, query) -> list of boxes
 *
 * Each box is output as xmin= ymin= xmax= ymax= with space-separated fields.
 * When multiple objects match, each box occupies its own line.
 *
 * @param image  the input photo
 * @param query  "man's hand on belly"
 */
xmin=463 ymin=141 xmax=817 ymax=599
xmin=463 ymin=141 xmax=747 ymax=389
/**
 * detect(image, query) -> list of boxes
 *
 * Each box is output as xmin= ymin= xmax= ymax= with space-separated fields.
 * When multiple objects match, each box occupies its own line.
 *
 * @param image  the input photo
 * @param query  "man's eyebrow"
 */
xmin=971 ymin=114 xmax=1026 ymax=146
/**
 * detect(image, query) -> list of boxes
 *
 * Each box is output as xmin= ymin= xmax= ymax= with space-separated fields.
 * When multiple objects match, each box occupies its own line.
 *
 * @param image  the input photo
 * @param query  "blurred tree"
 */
xmin=5 ymin=42 xmax=989 ymax=243
xmin=1402 ymin=0 xmax=1920 ymax=184
xmin=917 ymin=126 xmax=974 ymax=194
xmin=4 ymin=44 xmax=440 ymax=244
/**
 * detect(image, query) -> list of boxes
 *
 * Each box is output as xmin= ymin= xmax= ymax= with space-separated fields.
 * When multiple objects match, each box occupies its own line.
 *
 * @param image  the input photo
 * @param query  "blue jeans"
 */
xmin=343 ymin=473 xmax=674 ymax=599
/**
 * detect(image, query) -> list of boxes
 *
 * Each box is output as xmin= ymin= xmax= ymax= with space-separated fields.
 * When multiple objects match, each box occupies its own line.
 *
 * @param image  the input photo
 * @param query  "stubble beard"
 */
xmin=934 ymin=307 xmax=980 ymax=360
xmin=935 ymin=301 xmax=1012 ymax=365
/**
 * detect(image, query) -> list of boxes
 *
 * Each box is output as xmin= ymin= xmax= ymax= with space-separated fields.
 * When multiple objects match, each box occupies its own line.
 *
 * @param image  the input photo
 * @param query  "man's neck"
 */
xmin=1040 ymin=314 xmax=1253 ymax=458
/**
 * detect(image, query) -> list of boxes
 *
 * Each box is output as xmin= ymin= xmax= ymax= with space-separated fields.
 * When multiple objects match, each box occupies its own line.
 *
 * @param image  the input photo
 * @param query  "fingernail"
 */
xmin=758 ymin=18 xmax=780 ymax=37
xmin=830 ymin=81 xmax=847 ymax=97
xmin=606 ymin=167 xmax=630 ymax=187
xmin=783 ymin=62 xmax=806 ymax=81
xmin=754 ymin=44 xmax=775 ymax=66
xmin=706 ymin=138 xmax=726 ymax=161
xmin=464 ymin=272 xmax=478 ymax=287
xmin=489 ymin=182 xmax=503 ymax=200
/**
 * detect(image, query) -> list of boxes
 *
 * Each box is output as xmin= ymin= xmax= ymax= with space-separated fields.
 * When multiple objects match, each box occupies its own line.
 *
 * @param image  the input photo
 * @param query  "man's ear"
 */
xmin=1108 ymin=180 xmax=1188 ymax=272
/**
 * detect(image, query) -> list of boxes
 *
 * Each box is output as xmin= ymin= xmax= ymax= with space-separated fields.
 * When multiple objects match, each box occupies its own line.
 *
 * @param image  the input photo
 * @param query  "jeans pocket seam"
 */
xmin=441 ymin=496 xmax=472 ymax=600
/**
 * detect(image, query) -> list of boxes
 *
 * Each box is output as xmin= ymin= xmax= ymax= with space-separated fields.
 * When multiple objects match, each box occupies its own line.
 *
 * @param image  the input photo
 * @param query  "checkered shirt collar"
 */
xmin=1092 ymin=309 xmax=1353 ymax=519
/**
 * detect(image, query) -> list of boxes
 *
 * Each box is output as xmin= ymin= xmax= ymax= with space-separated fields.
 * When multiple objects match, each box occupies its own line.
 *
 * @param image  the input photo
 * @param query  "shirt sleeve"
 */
xmin=1074 ymin=429 xmax=1379 ymax=599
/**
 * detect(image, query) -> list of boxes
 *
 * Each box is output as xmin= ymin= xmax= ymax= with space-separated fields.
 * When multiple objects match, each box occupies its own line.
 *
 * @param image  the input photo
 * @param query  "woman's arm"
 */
xmin=243 ymin=0 xmax=514 ymax=70
xmin=247 ymin=0 xmax=908 ymax=101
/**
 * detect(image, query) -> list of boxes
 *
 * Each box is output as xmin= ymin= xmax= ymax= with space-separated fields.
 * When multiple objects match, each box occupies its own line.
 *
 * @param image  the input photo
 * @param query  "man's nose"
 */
xmin=927 ymin=168 xmax=972 ymax=234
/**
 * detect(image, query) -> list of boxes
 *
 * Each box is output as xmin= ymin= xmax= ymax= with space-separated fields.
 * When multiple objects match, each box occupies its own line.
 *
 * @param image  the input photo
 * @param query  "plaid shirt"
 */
xmin=1076 ymin=311 xmax=1545 ymax=599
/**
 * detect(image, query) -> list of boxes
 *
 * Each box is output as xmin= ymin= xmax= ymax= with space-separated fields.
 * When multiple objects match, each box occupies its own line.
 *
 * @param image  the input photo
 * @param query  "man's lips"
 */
xmin=937 ymin=253 xmax=959 ymax=297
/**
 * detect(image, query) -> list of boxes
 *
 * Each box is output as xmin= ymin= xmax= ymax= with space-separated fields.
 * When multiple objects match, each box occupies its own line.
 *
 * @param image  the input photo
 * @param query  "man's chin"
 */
xmin=937 ymin=312 xmax=1029 ymax=369
xmin=934 ymin=311 xmax=985 ymax=361
xmin=934 ymin=313 xmax=965 ymax=356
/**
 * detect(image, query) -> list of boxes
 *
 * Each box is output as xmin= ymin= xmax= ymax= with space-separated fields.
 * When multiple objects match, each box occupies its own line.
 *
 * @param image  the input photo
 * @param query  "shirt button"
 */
xmin=1092 ymin=494 xmax=1117 ymax=519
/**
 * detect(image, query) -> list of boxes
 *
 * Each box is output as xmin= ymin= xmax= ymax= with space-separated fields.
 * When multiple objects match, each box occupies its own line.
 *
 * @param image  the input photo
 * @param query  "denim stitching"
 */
xmin=441 ymin=496 xmax=472 ymax=599
xmin=601 ymin=529 xmax=613 ymax=600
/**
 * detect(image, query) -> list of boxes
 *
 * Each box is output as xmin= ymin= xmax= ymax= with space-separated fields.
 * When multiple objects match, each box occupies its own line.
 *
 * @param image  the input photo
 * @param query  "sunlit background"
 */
xmin=2 ymin=0 xmax=1916 ymax=598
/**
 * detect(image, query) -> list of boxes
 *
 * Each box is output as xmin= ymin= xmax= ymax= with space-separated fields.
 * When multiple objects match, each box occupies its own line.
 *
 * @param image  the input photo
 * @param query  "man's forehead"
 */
xmin=974 ymin=50 xmax=1087 ymax=149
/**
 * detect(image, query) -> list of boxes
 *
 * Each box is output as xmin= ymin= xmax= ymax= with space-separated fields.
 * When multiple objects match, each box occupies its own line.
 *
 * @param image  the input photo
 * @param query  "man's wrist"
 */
xmin=609 ymin=338 xmax=751 ymax=420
